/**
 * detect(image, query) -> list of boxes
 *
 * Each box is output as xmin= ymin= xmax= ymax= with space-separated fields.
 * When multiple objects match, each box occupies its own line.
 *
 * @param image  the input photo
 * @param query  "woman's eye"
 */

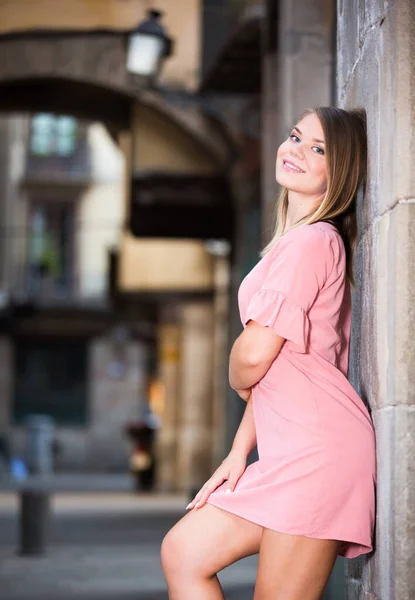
xmin=313 ymin=147 xmax=325 ymax=155
xmin=289 ymin=134 xmax=299 ymax=142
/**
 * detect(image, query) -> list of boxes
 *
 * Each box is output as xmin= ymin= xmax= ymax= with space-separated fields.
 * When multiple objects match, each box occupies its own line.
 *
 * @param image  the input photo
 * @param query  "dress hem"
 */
xmin=205 ymin=495 xmax=373 ymax=559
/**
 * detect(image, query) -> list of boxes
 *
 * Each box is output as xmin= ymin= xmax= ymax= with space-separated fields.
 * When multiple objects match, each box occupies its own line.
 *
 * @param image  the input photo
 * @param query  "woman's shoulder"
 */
xmin=275 ymin=221 xmax=345 ymax=271
xmin=280 ymin=220 xmax=340 ymax=249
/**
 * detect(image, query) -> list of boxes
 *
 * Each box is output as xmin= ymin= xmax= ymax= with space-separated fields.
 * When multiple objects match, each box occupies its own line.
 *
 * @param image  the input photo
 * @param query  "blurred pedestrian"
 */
xmin=125 ymin=404 xmax=161 ymax=492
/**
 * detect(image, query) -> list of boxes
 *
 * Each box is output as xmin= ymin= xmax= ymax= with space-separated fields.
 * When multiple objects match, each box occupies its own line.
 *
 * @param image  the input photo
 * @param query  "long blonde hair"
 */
xmin=261 ymin=106 xmax=367 ymax=286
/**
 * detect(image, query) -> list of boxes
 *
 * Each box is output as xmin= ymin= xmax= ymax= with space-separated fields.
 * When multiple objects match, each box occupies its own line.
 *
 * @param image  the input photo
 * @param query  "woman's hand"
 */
xmin=185 ymin=451 xmax=247 ymax=511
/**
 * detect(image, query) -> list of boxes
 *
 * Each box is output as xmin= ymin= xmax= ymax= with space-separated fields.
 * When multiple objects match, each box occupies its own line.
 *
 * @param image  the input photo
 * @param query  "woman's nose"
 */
xmin=290 ymin=148 xmax=304 ymax=161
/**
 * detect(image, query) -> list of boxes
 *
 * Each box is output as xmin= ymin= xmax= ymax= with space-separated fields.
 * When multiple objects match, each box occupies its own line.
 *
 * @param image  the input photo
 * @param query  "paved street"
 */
xmin=0 ymin=491 xmax=258 ymax=600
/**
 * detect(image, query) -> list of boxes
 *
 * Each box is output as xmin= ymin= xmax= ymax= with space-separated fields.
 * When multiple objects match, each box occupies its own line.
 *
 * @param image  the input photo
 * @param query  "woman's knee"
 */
xmin=161 ymin=514 xmax=207 ymax=577
xmin=160 ymin=522 xmax=186 ymax=574
xmin=161 ymin=504 xmax=262 ymax=580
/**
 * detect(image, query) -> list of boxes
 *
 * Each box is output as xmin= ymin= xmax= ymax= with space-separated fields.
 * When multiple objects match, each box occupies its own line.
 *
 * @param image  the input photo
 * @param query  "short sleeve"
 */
xmin=243 ymin=226 xmax=335 ymax=353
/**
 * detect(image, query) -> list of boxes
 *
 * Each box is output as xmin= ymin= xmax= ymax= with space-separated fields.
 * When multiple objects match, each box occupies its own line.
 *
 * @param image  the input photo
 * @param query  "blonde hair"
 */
xmin=261 ymin=106 xmax=367 ymax=286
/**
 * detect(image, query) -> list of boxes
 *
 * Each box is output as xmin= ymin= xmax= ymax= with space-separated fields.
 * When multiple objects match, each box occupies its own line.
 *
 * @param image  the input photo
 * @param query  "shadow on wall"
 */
xmin=322 ymin=556 xmax=346 ymax=600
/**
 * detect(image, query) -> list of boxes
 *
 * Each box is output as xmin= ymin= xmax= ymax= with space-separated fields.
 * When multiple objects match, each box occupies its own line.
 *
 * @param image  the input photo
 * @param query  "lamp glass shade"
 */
xmin=126 ymin=33 xmax=165 ymax=76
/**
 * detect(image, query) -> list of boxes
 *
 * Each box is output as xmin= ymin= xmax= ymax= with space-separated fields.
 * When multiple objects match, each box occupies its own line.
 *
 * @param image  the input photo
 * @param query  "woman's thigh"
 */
xmin=161 ymin=503 xmax=263 ymax=578
xmin=254 ymin=528 xmax=340 ymax=600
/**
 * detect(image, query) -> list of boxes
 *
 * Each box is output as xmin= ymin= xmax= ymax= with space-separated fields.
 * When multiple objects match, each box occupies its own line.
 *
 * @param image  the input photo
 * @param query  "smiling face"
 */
xmin=275 ymin=112 xmax=328 ymax=198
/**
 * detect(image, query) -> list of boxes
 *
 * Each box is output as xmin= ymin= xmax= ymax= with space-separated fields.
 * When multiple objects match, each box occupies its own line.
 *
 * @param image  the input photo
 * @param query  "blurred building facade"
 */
xmin=0 ymin=112 xmax=152 ymax=471
xmin=0 ymin=0 xmax=237 ymax=485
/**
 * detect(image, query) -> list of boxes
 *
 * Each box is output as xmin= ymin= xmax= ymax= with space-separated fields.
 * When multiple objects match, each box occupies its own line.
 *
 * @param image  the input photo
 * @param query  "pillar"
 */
xmin=154 ymin=317 xmax=181 ymax=492
xmin=338 ymin=0 xmax=415 ymax=597
xmin=211 ymin=254 xmax=231 ymax=470
xmin=264 ymin=0 xmax=335 ymax=233
xmin=176 ymin=300 xmax=214 ymax=492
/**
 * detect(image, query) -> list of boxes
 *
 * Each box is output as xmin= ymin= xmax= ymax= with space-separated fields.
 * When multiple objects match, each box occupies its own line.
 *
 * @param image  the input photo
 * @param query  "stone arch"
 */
xmin=0 ymin=32 xmax=134 ymax=95
xmin=0 ymin=31 xmax=231 ymax=167
xmin=0 ymin=77 xmax=132 ymax=130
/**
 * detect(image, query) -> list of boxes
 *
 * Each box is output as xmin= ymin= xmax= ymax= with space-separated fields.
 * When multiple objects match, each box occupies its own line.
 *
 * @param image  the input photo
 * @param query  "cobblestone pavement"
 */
xmin=0 ymin=491 xmax=257 ymax=600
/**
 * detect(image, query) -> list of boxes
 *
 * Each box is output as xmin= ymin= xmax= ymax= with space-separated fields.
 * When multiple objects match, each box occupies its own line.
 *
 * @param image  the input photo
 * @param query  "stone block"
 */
xmin=370 ymin=406 xmax=415 ymax=600
xmin=359 ymin=0 xmax=394 ymax=33
xmin=349 ymin=226 xmax=378 ymax=419
xmin=339 ymin=0 xmax=415 ymax=226
xmin=375 ymin=203 xmax=415 ymax=408
xmin=359 ymin=226 xmax=378 ymax=411
xmin=337 ymin=0 xmax=361 ymax=84
xmin=363 ymin=592 xmax=380 ymax=600
xmin=346 ymin=578 xmax=364 ymax=600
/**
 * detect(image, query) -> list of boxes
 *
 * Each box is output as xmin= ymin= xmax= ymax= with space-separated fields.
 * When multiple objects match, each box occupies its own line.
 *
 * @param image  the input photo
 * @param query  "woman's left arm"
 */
xmin=230 ymin=227 xmax=337 ymax=395
xmin=229 ymin=320 xmax=286 ymax=392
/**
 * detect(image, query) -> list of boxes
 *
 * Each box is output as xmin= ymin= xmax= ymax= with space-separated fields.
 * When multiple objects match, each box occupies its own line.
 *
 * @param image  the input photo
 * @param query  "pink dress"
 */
xmin=206 ymin=221 xmax=376 ymax=559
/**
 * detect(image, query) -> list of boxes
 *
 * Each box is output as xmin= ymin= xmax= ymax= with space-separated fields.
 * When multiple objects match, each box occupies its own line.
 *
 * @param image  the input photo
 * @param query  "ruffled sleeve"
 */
xmin=243 ymin=288 xmax=310 ymax=353
xmin=243 ymin=226 xmax=335 ymax=353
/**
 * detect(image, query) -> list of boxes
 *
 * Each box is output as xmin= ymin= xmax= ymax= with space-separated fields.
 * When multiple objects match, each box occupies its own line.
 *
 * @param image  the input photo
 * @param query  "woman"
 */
xmin=161 ymin=107 xmax=377 ymax=600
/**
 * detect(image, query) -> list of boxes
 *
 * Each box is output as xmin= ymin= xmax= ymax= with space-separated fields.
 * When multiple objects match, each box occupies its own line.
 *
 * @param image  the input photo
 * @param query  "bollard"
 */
xmin=18 ymin=488 xmax=50 ymax=556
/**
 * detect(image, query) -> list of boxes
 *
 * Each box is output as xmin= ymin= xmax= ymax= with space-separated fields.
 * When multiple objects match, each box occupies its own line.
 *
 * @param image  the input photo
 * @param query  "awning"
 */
xmin=128 ymin=173 xmax=234 ymax=240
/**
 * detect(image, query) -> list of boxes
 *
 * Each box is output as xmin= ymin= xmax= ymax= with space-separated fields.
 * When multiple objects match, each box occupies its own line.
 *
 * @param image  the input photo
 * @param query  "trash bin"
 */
xmin=25 ymin=415 xmax=54 ymax=476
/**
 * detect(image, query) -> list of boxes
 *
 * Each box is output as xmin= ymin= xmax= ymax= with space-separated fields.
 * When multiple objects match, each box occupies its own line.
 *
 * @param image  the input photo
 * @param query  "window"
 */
xmin=13 ymin=339 xmax=88 ymax=426
xmin=27 ymin=202 xmax=75 ymax=298
xmin=30 ymin=114 xmax=78 ymax=157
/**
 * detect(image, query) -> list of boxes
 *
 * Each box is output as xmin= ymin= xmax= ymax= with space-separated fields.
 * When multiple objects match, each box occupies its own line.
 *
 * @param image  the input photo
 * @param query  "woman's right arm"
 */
xmin=229 ymin=394 xmax=257 ymax=460
xmin=186 ymin=395 xmax=256 ymax=509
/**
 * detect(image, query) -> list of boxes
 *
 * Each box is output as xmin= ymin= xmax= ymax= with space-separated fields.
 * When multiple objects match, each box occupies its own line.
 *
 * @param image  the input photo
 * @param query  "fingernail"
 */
xmin=185 ymin=503 xmax=192 ymax=509
xmin=194 ymin=502 xmax=200 ymax=509
xmin=226 ymin=488 xmax=232 ymax=494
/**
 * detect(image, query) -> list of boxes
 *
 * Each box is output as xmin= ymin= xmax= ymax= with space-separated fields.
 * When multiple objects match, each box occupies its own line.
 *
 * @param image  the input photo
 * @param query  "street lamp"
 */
xmin=126 ymin=9 xmax=173 ymax=78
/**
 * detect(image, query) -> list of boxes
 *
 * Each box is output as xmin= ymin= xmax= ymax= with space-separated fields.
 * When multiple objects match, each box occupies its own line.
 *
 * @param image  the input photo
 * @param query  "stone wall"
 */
xmin=338 ymin=1 xmax=415 ymax=598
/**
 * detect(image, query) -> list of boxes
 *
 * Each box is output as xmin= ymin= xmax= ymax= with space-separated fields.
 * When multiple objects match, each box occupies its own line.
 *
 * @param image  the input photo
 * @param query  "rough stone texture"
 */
xmin=339 ymin=0 xmax=415 ymax=227
xmin=339 ymin=1 xmax=415 ymax=598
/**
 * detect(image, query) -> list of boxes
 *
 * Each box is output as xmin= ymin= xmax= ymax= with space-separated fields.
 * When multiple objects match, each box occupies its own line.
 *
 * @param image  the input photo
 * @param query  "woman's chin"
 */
xmin=275 ymin=172 xmax=310 ymax=193
xmin=275 ymin=168 xmax=297 ymax=188
xmin=275 ymin=173 xmax=298 ymax=190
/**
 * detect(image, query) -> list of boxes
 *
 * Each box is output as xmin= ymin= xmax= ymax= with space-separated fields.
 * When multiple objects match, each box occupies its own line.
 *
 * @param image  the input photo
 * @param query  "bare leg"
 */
xmin=161 ymin=503 xmax=263 ymax=600
xmin=254 ymin=528 xmax=341 ymax=600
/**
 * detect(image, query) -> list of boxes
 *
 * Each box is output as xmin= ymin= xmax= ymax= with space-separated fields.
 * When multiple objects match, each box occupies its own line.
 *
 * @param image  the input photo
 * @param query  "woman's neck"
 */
xmin=284 ymin=190 xmax=323 ymax=232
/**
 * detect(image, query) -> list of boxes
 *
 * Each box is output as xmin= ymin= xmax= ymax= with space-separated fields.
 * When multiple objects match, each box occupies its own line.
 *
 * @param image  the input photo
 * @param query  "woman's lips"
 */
xmin=282 ymin=159 xmax=305 ymax=173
